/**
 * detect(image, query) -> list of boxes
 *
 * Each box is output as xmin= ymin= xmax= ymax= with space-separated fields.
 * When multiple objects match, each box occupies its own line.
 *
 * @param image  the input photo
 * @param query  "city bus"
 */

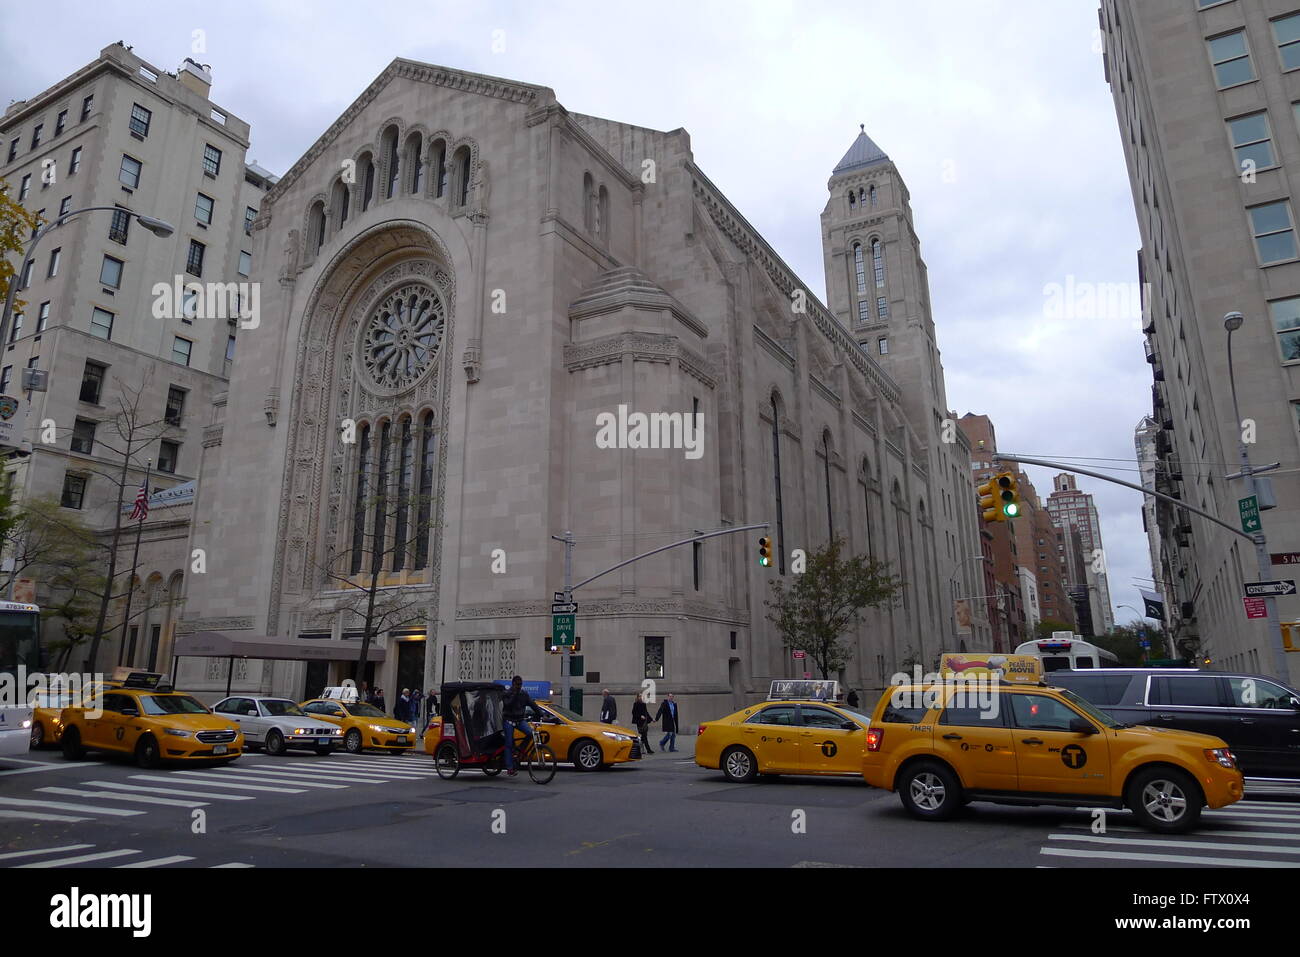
xmin=0 ymin=601 xmax=42 ymax=757
xmin=1014 ymin=633 xmax=1119 ymax=672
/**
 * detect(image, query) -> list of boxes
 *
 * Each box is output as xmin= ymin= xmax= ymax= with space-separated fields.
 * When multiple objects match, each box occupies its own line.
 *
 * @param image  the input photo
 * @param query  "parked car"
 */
xmin=1048 ymin=668 xmax=1300 ymax=779
xmin=213 ymin=696 xmax=342 ymax=755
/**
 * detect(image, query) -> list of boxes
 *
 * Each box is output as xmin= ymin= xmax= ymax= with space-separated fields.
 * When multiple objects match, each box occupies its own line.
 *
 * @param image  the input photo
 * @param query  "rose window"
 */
xmin=360 ymin=283 xmax=445 ymax=390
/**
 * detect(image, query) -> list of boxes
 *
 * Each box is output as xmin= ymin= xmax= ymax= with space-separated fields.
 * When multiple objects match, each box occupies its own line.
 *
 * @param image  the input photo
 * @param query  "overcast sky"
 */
xmin=0 ymin=0 xmax=1153 ymax=631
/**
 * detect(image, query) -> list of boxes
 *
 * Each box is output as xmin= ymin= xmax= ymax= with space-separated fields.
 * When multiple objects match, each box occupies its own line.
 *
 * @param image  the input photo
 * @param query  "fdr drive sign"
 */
xmin=0 ymin=394 xmax=28 ymax=450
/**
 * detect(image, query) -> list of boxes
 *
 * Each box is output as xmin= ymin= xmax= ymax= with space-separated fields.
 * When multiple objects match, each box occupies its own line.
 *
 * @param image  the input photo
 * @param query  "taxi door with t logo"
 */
xmin=932 ymin=689 xmax=1018 ymax=791
xmin=1009 ymin=692 xmax=1111 ymax=795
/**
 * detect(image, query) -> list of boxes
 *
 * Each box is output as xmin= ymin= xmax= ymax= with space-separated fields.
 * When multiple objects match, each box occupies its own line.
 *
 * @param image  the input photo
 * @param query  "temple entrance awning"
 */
xmin=172 ymin=632 xmax=387 ymax=663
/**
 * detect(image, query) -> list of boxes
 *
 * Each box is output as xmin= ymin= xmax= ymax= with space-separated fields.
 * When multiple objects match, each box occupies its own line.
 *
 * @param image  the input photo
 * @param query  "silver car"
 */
xmin=213 ymin=696 xmax=342 ymax=755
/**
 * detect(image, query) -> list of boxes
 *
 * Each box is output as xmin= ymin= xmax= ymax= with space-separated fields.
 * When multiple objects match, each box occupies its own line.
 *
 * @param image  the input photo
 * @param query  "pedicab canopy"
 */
xmin=938 ymin=653 xmax=1042 ymax=684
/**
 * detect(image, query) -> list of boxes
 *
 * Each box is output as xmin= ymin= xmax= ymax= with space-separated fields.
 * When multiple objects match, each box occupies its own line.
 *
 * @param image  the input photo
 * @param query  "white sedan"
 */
xmin=213 ymin=696 xmax=342 ymax=755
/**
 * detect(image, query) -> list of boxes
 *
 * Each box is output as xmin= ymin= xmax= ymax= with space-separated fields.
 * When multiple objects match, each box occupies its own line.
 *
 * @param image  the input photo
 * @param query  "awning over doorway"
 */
xmin=172 ymin=631 xmax=388 ymax=663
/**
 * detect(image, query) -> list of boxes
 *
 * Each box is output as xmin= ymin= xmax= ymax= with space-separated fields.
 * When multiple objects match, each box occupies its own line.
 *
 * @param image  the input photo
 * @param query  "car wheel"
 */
xmin=1127 ymin=767 xmax=1203 ymax=833
xmin=570 ymin=738 xmax=604 ymax=772
xmin=898 ymin=761 xmax=962 ymax=821
xmin=721 ymin=746 xmax=757 ymax=783
xmin=135 ymin=735 xmax=161 ymax=770
xmin=29 ymin=721 xmax=43 ymax=749
xmin=435 ymin=742 xmax=460 ymax=780
xmin=61 ymin=727 xmax=85 ymax=761
xmin=344 ymin=728 xmax=363 ymax=754
xmin=264 ymin=729 xmax=286 ymax=756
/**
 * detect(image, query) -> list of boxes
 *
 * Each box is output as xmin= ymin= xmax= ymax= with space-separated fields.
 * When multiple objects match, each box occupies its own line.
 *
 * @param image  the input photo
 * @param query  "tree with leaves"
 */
xmin=765 ymin=536 xmax=902 ymax=680
xmin=1034 ymin=618 xmax=1074 ymax=639
xmin=0 ymin=178 xmax=39 ymax=316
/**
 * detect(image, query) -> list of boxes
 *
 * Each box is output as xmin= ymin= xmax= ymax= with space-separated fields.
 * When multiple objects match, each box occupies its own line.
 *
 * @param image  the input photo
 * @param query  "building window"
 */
xmin=393 ymin=419 xmax=414 ymax=570
xmin=408 ymin=133 xmax=424 ymax=194
xmin=172 ymin=336 xmax=192 ymax=366
xmin=1208 ymin=31 xmax=1255 ymax=89
xmin=18 ymin=258 xmax=32 ymax=290
xmin=848 ymin=190 xmax=856 ymax=211
xmin=71 ymin=418 xmax=96 ymax=454
xmin=80 ymin=94 xmax=93 ymax=122
xmin=877 ymin=296 xmax=890 ymax=319
xmin=186 ymin=239 xmax=205 ymax=277
xmin=384 ymin=128 xmax=399 ymax=199
xmin=90 ymin=307 xmax=114 ymax=340
xmin=244 ymin=205 xmax=257 ymax=234
xmin=1274 ymin=13 xmax=1300 ymax=71
xmin=854 ymin=242 xmax=866 ymax=294
xmin=371 ymin=422 xmax=391 ymax=571
xmin=109 ymin=207 xmax=130 ymax=244
xmin=433 ymin=141 xmax=447 ymax=198
xmin=36 ymin=301 xmax=49 ymax=333
xmin=878 ymin=336 xmax=889 ymax=355
xmin=693 ymin=540 xmax=702 ymax=591
xmin=46 ymin=247 xmax=61 ymax=278
xmin=456 ymin=147 xmax=471 ymax=207
xmin=0 ymin=366 xmax=10 ymax=393
xmin=238 ymin=250 xmax=251 ymax=277
xmin=333 ymin=179 xmax=349 ymax=226
xmin=823 ymin=431 xmax=834 ymax=540
xmin=770 ymin=396 xmax=787 ymax=574
xmin=1271 ymin=297 xmax=1300 ymax=361
xmin=69 ymin=146 xmax=81 ymax=174
xmin=79 ymin=361 xmax=106 ymax=403
xmin=202 ymin=144 xmax=222 ymax=177
xmin=54 ymin=110 xmax=66 ymax=136
xmin=350 ymin=425 xmax=371 ymax=575
xmin=870 ymin=185 xmax=878 ymax=207
xmin=362 ymin=157 xmax=375 ymax=211
xmin=6 ymin=138 xmax=17 ymax=162
xmin=313 ymin=201 xmax=326 ymax=254
xmin=129 ymin=103 xmax=152 ymax=137
xmin=872 ymin=239 xmax=885 ymax=287
xmin=99 ymin=255 xmax=123 ymax=289
xmin=1228 ymin=113 xmax=1275 ymax=173
xmin=60 ymin=473 xmax=86 ymax=510
xmin=225 ymin=335 xmax=235 ymax=375
xmin=415 ymin=411 xmax=438 ymax=569
xmin=8 ymin=307 xmax=21 ymax=342
xmin=194 ymin=192 xmax=214 ymax=225
xmin=165 ymin=386 xmax=186 ymax=426
xmin=644 ymin=636 xmax=665 ymax=679
xmin=157 ymin=440 xmax=179 ymax=474
xmin=119 ymin=154 xmax=141 ymax=189
xmin=18 ymin=174 xmax=30 ymax=201
xmin=858 ymin=299 xmax=869 ymax=322
xmin=1249 ymin=201 xmax=1297 ymax=264
xmin=58 ymin=196 xmax=71 ymax=219
xmin=30 ymin=124 xmax=42 ymax=149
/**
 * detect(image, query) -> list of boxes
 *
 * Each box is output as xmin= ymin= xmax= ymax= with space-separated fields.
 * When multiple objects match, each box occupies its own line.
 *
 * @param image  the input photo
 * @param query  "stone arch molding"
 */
xmin=268 ymin=219 xmax=457 ymax=635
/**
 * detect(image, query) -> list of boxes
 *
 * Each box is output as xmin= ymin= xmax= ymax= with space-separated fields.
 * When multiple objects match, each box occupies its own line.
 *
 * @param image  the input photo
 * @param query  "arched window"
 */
xmin=393 ymin=418 xmax=414 ymax=569
xmin=893 ymin=482 xmax=909 ymax=611
xmin=770 ymin=394 xmax=786 ymax=575
xmin=869 ymin=185 xmax=878 ymax=207
xmin=597 ymin=185 xmax=609 ymax=239
xmin=848 ymin=190 xmax=856 ymax=212
xmin=853 ymin=242 xmax=866 ymax=294
xmin=332 ymin=178 xmax=349 ymax=226
xmin=407 ymin=133 xmax=424 ymax=194
xmin=311 ymin=201 xmax=326 ymax=254
xmin=371 ymin=421 xmax=391 ymax=571
xmin=414 ymin=411 xmax=438 ymax=569
xmin=872 ymin=239 xmax=885 ymax=288
xmin=361 ymin=153 xmax=375 ymax=212
xmin=382 ymin=126 xmax=400 ymax=199
xmin=432 ymin=140 xmax=447 ymax=198
xmin=350 ymin=425 xmax=371 ymax=574
xmin=822 ymin=430 xmax=834 ymax=541
xmin=583 ymin=172 xmax=594 ymax=232
xmin=861 ymin=458 xmax=875 ymax=560
xmin=454 ymin=147 xmax=471 ymax=207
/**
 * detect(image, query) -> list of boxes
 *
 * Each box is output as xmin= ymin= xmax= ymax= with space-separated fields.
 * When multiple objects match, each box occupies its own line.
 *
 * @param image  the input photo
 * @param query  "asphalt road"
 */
xmin=2 ymin=743 xmax=1298 ymax=868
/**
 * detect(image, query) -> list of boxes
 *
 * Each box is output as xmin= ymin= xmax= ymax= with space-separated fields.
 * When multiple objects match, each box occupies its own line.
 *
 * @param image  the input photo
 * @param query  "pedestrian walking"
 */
xmin=846 ymin=688 xmax=860 ymax=709
xmin=600 ymin=688 xmax=618 ymax=724
xmin=631 ymin=693 xmax=654 ymax=754
xmin=410 ymin=688 xmax=424 ymax=727
xmin=374 ymin=688 xmax=386 ymax=712
xmin=396 ymin=688 xmax=414 ymax=723
xmin=425 ymin=690 xmax=440 ymax=730
xmin=655 ymin=693 xmax=681 ymax=752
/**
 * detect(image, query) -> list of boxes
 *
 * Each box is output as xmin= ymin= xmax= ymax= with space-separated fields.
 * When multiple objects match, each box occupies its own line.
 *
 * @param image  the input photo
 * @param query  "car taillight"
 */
xmin=697 ymin=725 xmax=707 ymax=736
xmin=866 ymin=727 xmax=884 ymax=752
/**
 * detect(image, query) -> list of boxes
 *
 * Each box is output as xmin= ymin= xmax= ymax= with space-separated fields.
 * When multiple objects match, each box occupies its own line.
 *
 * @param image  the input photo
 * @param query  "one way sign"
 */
xmin=1244 ymin=579 xmax=1297 ymax=597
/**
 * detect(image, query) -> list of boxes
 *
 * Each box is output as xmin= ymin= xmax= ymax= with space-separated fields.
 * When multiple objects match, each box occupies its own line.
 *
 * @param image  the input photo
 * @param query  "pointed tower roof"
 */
xmin=833 ymin=124 xmax=890 ymax=174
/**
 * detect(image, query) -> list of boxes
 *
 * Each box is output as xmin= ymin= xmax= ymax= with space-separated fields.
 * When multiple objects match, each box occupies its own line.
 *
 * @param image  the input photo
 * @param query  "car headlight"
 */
xmin=602 ymin=731 xmax=632 ymax=741
xmin=164 ymin=728 xmax=191 ymax=737
xmin=294 ymin=728 xmax=307 ymax=735
xmin=1205 ymin=748 xmax=1237 ymax=769
xmin=333 ymin=728 xmax=343 ymax=735
xmin=21 ymin=719 xmax=31 ymax=729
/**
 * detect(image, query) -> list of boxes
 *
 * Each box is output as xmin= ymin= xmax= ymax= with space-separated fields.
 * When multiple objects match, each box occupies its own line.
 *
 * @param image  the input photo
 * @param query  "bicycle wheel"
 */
xmin=482 ymin=753 xmax=503 ymax=777
xmin=527 ymin=744 xmax=557 ymax=784
xmin=435 ymin=742 xmax=461 ymax=780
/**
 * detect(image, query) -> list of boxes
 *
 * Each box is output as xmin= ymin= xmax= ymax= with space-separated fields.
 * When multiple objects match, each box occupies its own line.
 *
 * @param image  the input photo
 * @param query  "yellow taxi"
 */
xmin=59 ymin=673 xmax=244 ymax=768
xmin=423 ymin=698 xmax=642 ymax=770
xmin=696 ymin=681 xmax=871 ymax=782
xmin=862 ymin=654 xmax=1244 ymax=833
xmin=300 ymin=697 xmax=416 ymax=753
xmin=30 ymin=675 xmax=121 ymax=748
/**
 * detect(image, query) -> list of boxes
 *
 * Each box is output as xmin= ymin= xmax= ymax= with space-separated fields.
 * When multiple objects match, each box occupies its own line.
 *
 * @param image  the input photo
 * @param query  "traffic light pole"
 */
xmin=552 ymin=522 xmax=770 ymax=709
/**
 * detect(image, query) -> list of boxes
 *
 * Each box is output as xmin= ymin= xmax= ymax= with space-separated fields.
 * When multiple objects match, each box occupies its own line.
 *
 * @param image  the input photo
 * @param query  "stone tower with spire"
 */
xmin=821 ymin=127 xmax=985 ymax=645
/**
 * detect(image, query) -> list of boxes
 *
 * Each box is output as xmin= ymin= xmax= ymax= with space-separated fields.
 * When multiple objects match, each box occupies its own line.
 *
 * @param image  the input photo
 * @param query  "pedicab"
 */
xmin=431 ymin=681 xmax=556 ymax=784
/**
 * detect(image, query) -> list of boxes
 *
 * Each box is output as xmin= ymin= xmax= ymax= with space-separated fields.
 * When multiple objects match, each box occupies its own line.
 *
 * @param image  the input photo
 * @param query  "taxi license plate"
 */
xmin=213 ymin=744 xmax=228 ymax=755
xmin=395 ymin=736 xmax=408 ymax=744
xmin=318 ymin=737 xmax=331 ymax=745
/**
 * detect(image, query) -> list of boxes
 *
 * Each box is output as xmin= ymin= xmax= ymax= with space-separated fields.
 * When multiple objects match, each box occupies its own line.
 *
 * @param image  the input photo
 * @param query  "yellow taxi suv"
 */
xmin=300 ymin=697 xmax=416 ymax=753
xmin=423 ymin=699 xmax=642 ymax=770
xmin=59 ymin=673 xmax=244 ymax=768
xmin=696 ymin=682 xmax=870 ymax=782
xmin=862 ymin=655 xmax=1244 ymax=833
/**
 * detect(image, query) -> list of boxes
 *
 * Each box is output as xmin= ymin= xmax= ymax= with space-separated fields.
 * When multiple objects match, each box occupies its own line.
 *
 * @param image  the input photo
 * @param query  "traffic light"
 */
xmin=977 ymin=475 xmax=1001 ymax=523
xmin=758 ymin=536 xmax=772 ymax=567
xmin=996 ymin=472 xmax=1020 ymax=519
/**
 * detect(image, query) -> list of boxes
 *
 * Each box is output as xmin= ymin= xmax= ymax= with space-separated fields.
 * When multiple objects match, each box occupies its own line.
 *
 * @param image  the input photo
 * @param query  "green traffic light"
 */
xmin=759 ymin=556 xmax=770 ymax=566
xmin=1004 ymin=503 xmax=1019 ymax=517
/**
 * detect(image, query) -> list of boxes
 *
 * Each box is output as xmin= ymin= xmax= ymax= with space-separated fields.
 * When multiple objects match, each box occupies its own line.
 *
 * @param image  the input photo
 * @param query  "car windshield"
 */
xmin=261 ymin=699 xmax=305 ymax=717
xmin=345 ymin=702 xmax=387 ymax=718
xmin=540 ymin=703 xmax=580 ymax=722
xmin=837 ymin=705 xmax=872 ymax=722
xmin=139 ymin=695 xmax=209 ymax=716
xmin=1058 ymin=688 xmax=1122 ymax=730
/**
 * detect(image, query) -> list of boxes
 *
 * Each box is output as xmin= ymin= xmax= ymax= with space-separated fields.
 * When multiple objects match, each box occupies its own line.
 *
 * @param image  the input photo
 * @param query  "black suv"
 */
xmin=1049 ymin=668 xmax=1300 ymax=779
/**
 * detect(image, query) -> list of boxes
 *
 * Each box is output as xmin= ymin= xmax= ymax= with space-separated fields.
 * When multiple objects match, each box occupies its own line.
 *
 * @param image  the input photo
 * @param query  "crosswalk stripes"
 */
xmin=1 ymin=842 xmax=253 ymax=868
xmin=85 ymin=780 xmax=255 ymax=801
xmin=1040 ymin=799 xmax=1300 ymax=867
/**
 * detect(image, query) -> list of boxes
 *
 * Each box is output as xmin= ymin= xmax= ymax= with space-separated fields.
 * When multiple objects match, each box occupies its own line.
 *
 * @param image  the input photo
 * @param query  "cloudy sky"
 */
xmin=0 ymin=0 xmax=1152 ymax=630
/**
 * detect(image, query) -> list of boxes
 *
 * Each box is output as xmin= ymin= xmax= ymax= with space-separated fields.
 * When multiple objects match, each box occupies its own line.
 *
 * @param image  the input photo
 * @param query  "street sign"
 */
xmin=792 ymin=650 xmax=806 ymax=659
xmin=1244 ymin=579 xmax=1297 ymax=597
xmin=552 ymin=613 xmax=576 ymax=647
xmin=550 ymin=602 xmax=578 ymax=614
xmin=1240 ymin=496 xmax=1261 ymax=534
xmin=553 ymin=592 xmax=566 ymax=603
xmin=1273 ymin=553 xmax=1300 ymax=566
xmin=1243 ymin=597 xmax=1268 ymax=619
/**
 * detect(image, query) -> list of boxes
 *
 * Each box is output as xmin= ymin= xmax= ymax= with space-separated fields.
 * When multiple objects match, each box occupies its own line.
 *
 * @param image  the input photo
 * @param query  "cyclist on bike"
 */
xmin=502 ymin=675 xmax=535 ymax=777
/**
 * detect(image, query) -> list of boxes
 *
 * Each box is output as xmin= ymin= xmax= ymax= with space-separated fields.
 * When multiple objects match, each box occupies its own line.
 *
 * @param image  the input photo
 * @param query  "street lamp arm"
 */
xmin=571 ymin=522 xmax=770 ymax=592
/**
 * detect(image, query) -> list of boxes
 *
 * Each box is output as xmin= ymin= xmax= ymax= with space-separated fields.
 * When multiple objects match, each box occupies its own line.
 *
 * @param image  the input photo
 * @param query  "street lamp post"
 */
xmin=0 ymin=206 xmax=174 ymax=352
xmin=1224 ymin=311 xmax=1291 ymax=681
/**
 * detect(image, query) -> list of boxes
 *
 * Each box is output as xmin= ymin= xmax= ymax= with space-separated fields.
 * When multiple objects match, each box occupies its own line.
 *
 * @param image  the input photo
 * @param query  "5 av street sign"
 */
xmin=1244 ymin=579 xmax=1297 ymax=597
xmin=1239 ymin=496 xmax=1261 ymax=534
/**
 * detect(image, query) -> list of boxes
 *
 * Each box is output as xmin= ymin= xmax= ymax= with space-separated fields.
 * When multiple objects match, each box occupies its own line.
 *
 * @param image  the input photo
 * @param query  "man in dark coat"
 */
xmin=599 ymin=688 xmax=618 ymax=724
xmin=630 ymin=693 xmax=654 ymax=753
xmin=846 ymin=689 xmax=860 ymax=709
xmin=655 ymin=693 xmax=681 ymax=752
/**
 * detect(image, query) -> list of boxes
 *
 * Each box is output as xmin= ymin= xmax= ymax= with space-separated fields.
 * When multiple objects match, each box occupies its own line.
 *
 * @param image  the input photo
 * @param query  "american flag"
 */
xmin=129 ymin=482 xmax=149 ymax=522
